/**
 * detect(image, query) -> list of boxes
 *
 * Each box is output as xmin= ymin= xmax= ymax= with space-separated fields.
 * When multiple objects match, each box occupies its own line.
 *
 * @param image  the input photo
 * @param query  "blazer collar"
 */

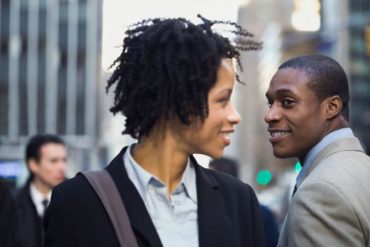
xmin=300 ymin=136 xmax=365 ymax=185
xmin=191 ymin=156 xmax=235 ymax=247
xmin=106 ymin=146 xmax=163 ymax=247
xmin=106 ymin=147 xmax=233 ymax=247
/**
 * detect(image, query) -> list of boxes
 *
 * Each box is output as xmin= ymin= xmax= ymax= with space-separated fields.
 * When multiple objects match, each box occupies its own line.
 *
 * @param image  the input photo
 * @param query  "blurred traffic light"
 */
xmin=295 ymin=161 xmax=302 ymax=173
xmin=256 ymin=169 xmax=272 ymax=186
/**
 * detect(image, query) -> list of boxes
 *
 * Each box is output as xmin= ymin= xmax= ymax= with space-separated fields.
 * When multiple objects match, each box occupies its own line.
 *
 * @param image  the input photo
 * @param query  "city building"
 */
xmin=0 ymin=0 xmax=103 ymax=187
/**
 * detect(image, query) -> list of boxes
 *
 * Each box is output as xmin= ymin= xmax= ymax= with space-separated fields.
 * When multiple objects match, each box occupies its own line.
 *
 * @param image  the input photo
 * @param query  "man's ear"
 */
xmin=324 ymin=95 xmax=343 ymax=120
xmin=28 ymin=159 xmax=39 ymax=174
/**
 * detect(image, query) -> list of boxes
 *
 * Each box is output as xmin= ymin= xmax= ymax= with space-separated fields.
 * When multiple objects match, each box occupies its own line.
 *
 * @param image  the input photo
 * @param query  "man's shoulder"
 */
xmin=296 ymin=147 xmax=370 ymax=210
xmin=310 ymin=145 xmax=370 ymax=182
xmin=14 ymin=182 xmax=31 ymax=204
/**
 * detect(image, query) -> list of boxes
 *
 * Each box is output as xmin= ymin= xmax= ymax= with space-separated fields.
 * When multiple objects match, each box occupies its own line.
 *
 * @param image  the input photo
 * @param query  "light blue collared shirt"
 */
xmin=296 ymin=128 xmax=354 ymax=188
xmin=123 ymin=145 xmax=199 ymax=247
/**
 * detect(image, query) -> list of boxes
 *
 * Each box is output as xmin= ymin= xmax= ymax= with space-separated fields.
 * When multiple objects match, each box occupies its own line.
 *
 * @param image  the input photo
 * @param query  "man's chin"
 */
xmin=273 ymin=149 xmax=294 ymax=159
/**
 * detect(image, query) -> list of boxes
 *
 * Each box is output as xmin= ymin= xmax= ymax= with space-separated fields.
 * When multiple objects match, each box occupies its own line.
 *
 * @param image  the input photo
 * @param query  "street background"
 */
xmin=0 ymin=0 xmax=369 ymax=225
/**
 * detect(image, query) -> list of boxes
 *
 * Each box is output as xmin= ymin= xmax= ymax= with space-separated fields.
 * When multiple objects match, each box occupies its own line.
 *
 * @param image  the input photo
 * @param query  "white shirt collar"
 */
xmin=30 ymin=182 xmax=52 ymax=217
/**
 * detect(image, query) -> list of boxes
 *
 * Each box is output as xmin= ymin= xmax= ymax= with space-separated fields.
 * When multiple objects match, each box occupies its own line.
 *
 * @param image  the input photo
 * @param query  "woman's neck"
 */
xmin=132 ymin=131 xmax=189 ymax=197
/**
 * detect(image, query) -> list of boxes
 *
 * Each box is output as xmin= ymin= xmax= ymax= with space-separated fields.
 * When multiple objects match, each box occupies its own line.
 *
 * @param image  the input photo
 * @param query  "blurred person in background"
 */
xmin=209 ymin=157 xmax=279 ymax=247
xmin=44 ymin=15 xmax=265 ymax=247
xmin=0 ymin=178 xmax=22 ymax=247
xmin=265 ymin=54 xmax=370 ymax=247
xmin=15 ymin=134 xmax=67 ymax=247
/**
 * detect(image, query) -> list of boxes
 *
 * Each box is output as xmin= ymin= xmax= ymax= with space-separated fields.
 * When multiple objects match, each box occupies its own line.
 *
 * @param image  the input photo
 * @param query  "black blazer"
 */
xmin=15 ymin=180 xmax=44 ymax=247
xmin=44 ymin=147 xmax=265 ymax=247
xmin=0 ymin=179 xmax=22 ymax=247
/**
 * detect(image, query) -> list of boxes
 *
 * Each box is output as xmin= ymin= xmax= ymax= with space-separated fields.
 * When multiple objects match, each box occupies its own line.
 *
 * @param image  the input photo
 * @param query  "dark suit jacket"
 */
xmin=0 ymin=179 xmax=22 ymax=247
xmin=44 ymin=147 xmax=265 ymax=247
xmin=15 ymin=179 xmax=44 ymax=247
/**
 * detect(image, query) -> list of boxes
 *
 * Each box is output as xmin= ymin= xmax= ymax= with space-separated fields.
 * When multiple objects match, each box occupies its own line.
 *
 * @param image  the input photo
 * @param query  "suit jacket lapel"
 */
xmin=106 ymin=147 xmax=163 ymax=247
xmin=192 ymin=156 xmax=234 ymax=247
xmin=280 ymin=137 xmax=366 ymax=246
xmin=300 ymin=137 xmax=365 ymax=188
xmin=104 ymin=149 xmax=235 ymax=247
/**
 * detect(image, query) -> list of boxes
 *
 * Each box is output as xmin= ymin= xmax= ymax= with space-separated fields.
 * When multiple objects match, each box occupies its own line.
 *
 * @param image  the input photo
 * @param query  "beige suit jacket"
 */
xmin=278 ymin=137 xmax=370 ymax=247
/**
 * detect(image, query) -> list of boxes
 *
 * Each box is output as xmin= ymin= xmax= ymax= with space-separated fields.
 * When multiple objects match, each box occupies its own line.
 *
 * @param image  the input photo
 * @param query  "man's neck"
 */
xmin=31 ymin=179 xmax=51 ymax=196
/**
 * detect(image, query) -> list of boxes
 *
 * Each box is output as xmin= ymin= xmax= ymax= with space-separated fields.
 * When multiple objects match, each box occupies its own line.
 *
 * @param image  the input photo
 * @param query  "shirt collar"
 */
xmin=30 ymin=182 xmax=52 ymax=216
xmin=296 ymin=128 xmax=354 ymax=187
xmin=30 ymin=182 xmax=52 ymax=202
xmin=123 ymin=144 xmax=197 ymax=203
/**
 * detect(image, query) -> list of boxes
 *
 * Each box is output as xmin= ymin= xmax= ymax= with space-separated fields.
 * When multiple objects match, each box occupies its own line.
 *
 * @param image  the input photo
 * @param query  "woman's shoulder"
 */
xmin=199 ymin=166 xmax=255 ymax=195
xmin=52 ymin=172 xmax=94 ymax=200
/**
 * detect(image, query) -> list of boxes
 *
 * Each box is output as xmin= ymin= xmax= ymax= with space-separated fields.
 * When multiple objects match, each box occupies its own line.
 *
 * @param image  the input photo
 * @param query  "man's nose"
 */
xmin=264 ymin=104 xmax=281 ymax=123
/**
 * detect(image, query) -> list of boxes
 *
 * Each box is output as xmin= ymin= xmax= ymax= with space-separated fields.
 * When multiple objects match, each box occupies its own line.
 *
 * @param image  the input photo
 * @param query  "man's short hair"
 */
xmin=278 ymin=54 xmax=350 ymax=121
xmin=25 ymin=134 xmax=65 ymax=163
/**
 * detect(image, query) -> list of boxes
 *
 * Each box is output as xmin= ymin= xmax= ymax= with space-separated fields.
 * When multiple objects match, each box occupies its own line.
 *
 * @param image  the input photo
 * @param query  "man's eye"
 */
xmin=282 ymin=99 xmax=294 ymax=106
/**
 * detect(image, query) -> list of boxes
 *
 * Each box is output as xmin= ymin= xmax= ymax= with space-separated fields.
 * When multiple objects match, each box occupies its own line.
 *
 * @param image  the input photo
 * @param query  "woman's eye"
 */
xmin=219 ymin=98 xmax=229 ymax=105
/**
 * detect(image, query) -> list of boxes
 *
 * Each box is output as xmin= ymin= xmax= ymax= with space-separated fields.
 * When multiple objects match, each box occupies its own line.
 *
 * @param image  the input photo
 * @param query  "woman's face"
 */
xmin=175 ymin=59 xmax=241 ymax=159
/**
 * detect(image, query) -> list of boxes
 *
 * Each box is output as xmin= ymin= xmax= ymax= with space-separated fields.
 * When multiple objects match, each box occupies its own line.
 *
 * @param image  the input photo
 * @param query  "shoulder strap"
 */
xmin=81 ymin=170 xmax=139 ymax=247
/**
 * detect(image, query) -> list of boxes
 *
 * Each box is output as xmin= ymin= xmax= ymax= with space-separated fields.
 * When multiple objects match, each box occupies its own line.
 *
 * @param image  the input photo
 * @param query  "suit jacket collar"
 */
xmin=106 ymin=146 xmax=162 ymax=247
xmin=300 ymin=137 xmax=365 ymax=187
xmin=279 ymin=137 xmax=366 ymax=246
xmin=106 ymin=147 xmax=233 ymax=247
xmin=191 ymin=155 xmax=235 ymax=246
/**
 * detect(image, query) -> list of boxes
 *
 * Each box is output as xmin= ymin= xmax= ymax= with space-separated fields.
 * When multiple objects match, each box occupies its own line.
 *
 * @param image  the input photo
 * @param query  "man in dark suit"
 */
xmin=15 ymin=134 xmax=67 ymax=247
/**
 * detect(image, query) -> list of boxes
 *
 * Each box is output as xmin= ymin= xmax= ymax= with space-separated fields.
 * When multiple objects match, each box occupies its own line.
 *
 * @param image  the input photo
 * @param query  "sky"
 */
xmin=102 ymin=0 xmax=247 ymax=70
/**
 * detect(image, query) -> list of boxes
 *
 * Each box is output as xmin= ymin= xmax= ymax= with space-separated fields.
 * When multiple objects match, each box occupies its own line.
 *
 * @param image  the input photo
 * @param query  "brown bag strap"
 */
xmin=81 ymin=170 xmax=139 ymax=247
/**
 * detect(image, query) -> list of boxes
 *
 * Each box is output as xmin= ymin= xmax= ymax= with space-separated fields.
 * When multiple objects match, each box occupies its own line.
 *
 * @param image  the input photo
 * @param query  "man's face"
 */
xmin=30 ymin=143 xmax=67 ymax=189
xmin=264 ymin=68 xmax=329 ymax=160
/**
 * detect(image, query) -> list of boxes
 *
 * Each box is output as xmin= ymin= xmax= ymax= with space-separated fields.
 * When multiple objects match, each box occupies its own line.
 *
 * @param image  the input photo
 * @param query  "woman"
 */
xmin=44 ymin=15 xmax=264 ymax=247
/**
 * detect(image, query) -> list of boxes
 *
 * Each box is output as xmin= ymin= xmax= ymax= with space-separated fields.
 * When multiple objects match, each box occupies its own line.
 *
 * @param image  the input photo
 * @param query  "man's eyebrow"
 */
xmin=266 ymin=88 xmax=294 ymax=97
xmin=275 ymin=88 xmax=294 ymax=95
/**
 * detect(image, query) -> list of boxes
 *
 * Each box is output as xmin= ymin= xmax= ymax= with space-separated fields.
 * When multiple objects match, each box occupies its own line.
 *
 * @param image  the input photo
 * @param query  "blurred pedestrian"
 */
xmin=44 ymin=15 xmax=265 ymax=247
xmin=209 ymin=157 xmax=279 ymax=247
xmin=0 ymin=178 xmax=22 ymax=247
xmin=265 ymin=54 xmax=370 ymax=246
xmin=15 ymin=134 xmax=67 ymax=247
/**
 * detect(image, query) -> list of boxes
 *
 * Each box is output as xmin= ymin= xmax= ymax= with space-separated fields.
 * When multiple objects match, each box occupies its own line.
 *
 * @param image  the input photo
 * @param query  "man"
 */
xmin=265 ymin=54 xmax=370 ymax=247
xmin=15 ymin=134 xmax=67 ymax=247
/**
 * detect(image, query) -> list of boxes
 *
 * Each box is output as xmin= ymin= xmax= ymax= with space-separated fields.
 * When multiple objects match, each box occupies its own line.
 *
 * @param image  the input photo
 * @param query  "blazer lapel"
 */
xmin=106 ymin=147 xmax=163 ymax=247
xmin=301 ymin=137 xmax=365 ymax=185
xmin=192 ymin=156 xmax=234 ymax=247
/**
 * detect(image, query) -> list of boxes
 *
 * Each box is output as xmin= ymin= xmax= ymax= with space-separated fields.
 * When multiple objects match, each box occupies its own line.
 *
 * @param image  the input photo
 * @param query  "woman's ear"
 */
xmin=324 ymin=95 xmax=343 ymax=120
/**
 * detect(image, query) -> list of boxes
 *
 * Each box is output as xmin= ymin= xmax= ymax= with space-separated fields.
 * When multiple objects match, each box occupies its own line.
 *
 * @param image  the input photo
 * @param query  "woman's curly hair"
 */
xmin=107 ymin=15 xmax=261 ymax=139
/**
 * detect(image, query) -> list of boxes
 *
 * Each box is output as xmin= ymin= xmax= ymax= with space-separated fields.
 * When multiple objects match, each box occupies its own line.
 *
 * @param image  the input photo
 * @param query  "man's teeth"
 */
xmin=271 ymin=131 xmax=289 ymax=137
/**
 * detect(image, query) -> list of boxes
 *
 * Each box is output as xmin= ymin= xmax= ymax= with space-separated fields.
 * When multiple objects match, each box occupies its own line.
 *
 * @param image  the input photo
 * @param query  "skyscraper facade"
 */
xmin=0 ymin=0 xmax=103 ymax=184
